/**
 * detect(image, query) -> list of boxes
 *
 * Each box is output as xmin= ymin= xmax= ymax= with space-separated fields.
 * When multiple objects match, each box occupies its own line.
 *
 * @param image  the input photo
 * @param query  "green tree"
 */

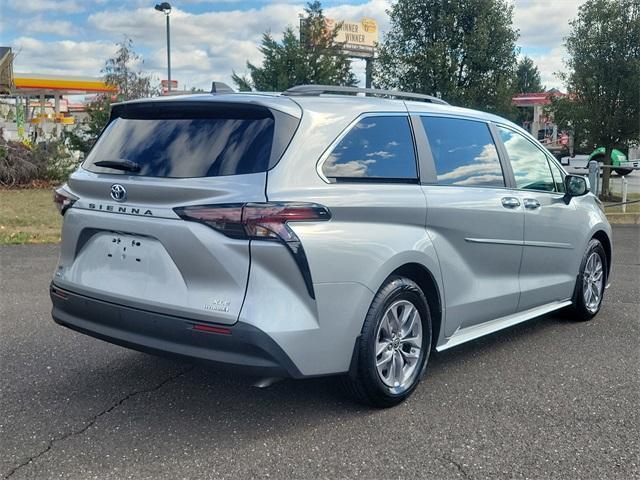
xmin=515 ymin=57 xmax=543 ymax=93
xmin=552 ymin=0 xmax=640 ymax=197
xmin=514 ymin=56 xmax=544 ymax=127
xmin=67 ymin=38 xmax=158 ymax=155
xmin=104 ymin=38 xmax=158 ymax=101
xmin=375 ymin=0 xmax=519 ymax=115
xmin=232 ymin=1 xmax=357 ymax=91
xmin=66 ymin=97 xmax=110 ymax=154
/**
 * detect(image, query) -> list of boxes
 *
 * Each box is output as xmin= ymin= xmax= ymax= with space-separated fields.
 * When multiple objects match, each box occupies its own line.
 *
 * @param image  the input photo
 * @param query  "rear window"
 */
xmin=83 ymin=102 xmax=298 ymax=178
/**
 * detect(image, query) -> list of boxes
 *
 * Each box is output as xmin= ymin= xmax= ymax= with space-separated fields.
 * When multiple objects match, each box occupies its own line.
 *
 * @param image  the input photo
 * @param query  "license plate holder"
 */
xmin=106 ymin=234 xmax=148 ymax=265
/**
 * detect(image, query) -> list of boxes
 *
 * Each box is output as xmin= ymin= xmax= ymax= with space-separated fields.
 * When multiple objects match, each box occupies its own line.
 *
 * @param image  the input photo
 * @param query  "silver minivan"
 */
xmin=51 ymin=85 xmax=612 ymax=407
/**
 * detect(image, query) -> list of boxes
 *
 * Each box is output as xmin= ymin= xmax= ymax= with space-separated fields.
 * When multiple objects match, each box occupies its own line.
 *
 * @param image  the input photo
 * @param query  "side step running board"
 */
xmin=436 ymin=300 xmax=572 ymax=352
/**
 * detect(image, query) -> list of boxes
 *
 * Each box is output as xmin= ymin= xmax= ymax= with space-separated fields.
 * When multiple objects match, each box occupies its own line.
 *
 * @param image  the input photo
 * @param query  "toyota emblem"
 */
xmin=110 ymin=184 xmax=127 ymax=202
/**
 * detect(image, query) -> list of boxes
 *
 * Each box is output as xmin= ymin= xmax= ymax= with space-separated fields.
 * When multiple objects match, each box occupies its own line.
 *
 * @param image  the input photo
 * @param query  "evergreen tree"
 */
xmin=515 ymin=57 xmax=543 ymax=93
xmin=232 ymin=2 xmax=357 ymax=91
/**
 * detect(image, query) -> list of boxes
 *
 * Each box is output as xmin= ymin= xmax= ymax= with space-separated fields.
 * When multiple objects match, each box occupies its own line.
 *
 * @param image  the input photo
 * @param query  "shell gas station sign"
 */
xmin=325 ymin=18 xmax=378 ymax=58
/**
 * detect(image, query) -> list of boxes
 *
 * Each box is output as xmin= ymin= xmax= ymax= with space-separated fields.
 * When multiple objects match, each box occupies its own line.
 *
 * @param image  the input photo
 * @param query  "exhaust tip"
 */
xmin=252 ymin=377 xmax=282 ymax=388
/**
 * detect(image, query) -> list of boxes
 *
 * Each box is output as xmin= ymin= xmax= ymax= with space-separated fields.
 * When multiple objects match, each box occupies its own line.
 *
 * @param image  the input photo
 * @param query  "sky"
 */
xmin=0 ymin=0 xmax=584 ymax=93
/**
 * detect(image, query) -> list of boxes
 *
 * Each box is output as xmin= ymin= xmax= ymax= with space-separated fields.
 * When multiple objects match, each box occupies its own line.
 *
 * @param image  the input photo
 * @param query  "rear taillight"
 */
xmin=53 ymin=187 xmax=78 ymax=215
xmin=174 ymin=202 xmax=331 ymax=299
xmin=174 ymin=202 xmax=331 ymax=241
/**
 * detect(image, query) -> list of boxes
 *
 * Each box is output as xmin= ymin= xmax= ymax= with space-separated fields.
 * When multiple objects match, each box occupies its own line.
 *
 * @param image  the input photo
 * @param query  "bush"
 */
xmin=32 ymin=139 xmax=79 ymax=182
xmin=0 ymin=135 xmax=38 ymax=187
xmin=0 ymin=131 xmax=78 ymax=187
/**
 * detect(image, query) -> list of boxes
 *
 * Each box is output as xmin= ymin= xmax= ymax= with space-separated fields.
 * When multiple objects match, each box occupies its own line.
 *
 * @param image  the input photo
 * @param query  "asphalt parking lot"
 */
xmin=1 ymin=226 xmax=638 ymax=480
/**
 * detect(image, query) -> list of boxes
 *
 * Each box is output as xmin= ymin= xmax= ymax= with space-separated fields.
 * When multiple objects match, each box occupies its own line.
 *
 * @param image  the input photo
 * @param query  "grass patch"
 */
xmin=0 ymin=188 xmax=61 ymax=244
xmin=604 ymin=192 xmax=640 ymax=214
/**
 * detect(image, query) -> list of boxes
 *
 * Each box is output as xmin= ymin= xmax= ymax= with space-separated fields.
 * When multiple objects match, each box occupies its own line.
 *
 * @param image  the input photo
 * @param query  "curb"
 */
xmin=605 ymin=213 xmax=640 ymax=225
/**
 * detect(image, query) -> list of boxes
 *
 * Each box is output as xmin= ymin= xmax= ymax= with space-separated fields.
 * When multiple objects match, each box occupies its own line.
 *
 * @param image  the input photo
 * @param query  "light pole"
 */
xmin=154 ymin=2 xmax=172 ymax=93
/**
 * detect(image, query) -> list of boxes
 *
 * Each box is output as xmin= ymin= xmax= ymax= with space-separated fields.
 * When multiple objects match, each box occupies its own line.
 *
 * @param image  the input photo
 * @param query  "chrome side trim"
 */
xmin=465 ymin=237 xmax=523 ymax=247
xmin=465 ymin=238 xmax=573 ymax=249
xmin=436 ymin=300 xmax=572 ymax=352
xmin=524 ymin=240 xmax=573 ymax=249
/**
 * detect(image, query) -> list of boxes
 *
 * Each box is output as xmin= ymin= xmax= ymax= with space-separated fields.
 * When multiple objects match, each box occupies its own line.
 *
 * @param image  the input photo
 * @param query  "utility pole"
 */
xmin=154 ymin=2 xmax=172 ymax=92
xmin=365 ymin=58 xmax=373 ymax=88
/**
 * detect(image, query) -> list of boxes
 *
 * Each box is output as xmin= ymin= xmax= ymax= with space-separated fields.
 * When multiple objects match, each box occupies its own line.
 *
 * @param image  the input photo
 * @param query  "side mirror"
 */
xmin=563 ymin=175 xmax=589 ymax=204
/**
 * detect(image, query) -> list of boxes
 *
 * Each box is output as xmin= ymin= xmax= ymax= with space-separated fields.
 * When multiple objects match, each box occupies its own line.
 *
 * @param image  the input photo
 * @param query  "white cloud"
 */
xmin=512 ymin=0 xmax=584 ymax=49
xmin=524 ymin=45 xmax=567 ymax=91
xmin=16 ymin=17 xmax=76 ymax=36
xmin=4 ymin=0 xmax=87 ymax=14
xmin=87 ymin=4 xmax=303 ymax=49
xmin=11 ymin=37 xmax=117 ymax=76
xmin=145 ymin=46 xmax=213 ymax=72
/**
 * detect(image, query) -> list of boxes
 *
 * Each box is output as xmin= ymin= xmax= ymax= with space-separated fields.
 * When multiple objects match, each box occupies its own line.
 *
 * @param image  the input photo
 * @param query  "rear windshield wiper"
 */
xmin=93 ymin=159 xmax=141 ymax=172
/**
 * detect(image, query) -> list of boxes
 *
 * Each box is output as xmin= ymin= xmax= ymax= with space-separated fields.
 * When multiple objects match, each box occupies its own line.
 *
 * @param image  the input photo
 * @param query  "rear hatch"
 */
xmin=54 ymin=96 xmax=301 ymax=325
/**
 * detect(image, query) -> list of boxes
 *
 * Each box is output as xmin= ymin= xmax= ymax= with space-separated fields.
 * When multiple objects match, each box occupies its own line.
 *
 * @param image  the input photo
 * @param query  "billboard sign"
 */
xmin=161 ymin=79 xmax=178 ymax=95
xmin=325 ymin=18 xmax=378 ymax=58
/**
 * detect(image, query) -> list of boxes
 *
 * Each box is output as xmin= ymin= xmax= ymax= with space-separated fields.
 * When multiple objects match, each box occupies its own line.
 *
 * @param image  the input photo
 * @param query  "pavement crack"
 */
xmin=3 ymin=365 xmax=194 ymax=479
xmin=442 ymin=453 xmax=473 ymax=479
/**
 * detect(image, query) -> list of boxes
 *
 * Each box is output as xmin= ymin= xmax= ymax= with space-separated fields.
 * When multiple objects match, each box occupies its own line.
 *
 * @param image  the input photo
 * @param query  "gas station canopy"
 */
xmin=12 ymin=73 xmax=116 ymax=96
xmin=1 ymin=47 xmax=118 ymax=138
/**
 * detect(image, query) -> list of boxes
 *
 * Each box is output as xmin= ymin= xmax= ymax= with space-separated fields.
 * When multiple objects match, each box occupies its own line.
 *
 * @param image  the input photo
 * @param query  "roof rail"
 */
xmin=282 ymin=85 xmax=449 ymax=105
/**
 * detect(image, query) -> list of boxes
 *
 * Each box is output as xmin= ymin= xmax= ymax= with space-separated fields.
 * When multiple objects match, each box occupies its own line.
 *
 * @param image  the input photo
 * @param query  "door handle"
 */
xmin=523 ymin=198 xmax=541 ymax=210
xmin=501 ymin=197 xmax=521 ymax=209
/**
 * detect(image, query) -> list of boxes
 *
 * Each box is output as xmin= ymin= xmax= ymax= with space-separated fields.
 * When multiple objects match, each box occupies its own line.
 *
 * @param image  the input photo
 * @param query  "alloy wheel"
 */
xmin=375 ymin=300 xmax=423 ymax=391
xmin=583 ymin=251 xmax=604 ymax=314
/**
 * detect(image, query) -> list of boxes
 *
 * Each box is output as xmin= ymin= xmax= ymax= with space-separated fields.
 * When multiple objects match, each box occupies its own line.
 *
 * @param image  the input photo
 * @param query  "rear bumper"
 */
xmin=50 ymin=283 xmax=303 ymax=378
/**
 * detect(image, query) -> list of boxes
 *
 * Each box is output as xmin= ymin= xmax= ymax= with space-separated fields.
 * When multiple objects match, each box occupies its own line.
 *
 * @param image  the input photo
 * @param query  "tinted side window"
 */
xmin=421 ymin=117 xmax=504 ymax=187
xmin=498 ymin=127 xmax=555 ymax=192
xmin=322 ymin=116 xmax=417 ymax=181
xmin=548 ymin=159 xmax=566 ymax=193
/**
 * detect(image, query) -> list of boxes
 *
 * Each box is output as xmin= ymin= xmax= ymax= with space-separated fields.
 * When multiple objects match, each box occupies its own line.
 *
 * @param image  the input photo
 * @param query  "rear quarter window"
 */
xmin=322 ymin=116 xmax=418 ymax=182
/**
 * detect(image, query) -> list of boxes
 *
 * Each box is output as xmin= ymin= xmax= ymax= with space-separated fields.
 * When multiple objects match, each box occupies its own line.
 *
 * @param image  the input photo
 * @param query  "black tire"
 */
xmin=614 ymin=168 xmax=633 ymax=176
xmin=343 ymin=276 xmax=432 ymax=408
xmin=567 ymin=238 xmax=607 ymax=321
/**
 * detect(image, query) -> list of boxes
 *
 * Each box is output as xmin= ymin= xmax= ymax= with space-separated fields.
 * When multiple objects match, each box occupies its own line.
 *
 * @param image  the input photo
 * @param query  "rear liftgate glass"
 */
xmin=83 ymin=101 xmax=300 ymax=178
